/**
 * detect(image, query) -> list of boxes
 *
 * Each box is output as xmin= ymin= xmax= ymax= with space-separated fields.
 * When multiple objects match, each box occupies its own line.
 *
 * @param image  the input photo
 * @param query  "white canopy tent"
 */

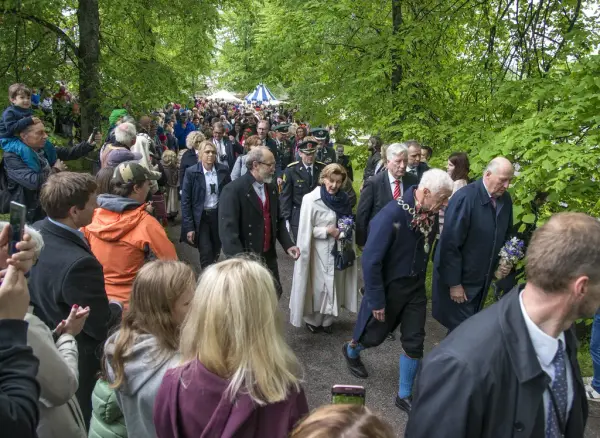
xmin=206 ymin=90 xmax=243 ymax=103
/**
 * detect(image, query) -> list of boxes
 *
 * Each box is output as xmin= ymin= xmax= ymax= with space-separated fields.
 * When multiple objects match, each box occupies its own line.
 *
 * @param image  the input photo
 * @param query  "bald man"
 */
xmin=432 ymin=157 xmax=514 ymax=331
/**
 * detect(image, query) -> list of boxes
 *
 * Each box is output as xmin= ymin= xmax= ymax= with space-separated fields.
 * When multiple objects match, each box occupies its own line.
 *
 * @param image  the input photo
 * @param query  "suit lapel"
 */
xmin=382 ymin=172 xmax=393 ymax=202
xmin=242 ymin=173 xmax=263 ymax=213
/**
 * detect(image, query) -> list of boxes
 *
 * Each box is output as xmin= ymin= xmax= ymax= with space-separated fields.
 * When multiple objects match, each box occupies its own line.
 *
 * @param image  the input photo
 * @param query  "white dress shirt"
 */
xmin=203 ymin=165 xmax=219 ymax=209
xmin=253 ymin=181 xmax=266 ymax=203
xmin=519 ymin=291 xmax=574 ymax=429
xmin=212 ymin=138 xmax=227 ymax=163
xmin=387 ymin=171 xmax=404 ymax=197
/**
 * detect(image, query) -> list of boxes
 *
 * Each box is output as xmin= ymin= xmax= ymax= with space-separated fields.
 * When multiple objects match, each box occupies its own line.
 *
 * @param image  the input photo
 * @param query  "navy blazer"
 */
xmin=180 ymin=162 xmax=231 ymax=243
xmin=432 ymin=178 xmax=513 ymax=329
xmin=354 ymin=186 xmax=436 ymax=341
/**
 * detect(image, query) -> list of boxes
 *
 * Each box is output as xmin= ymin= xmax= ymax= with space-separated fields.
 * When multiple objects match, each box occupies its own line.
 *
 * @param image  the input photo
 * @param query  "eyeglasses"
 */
xmin=259 ymin=161 xmax=276 ymax=168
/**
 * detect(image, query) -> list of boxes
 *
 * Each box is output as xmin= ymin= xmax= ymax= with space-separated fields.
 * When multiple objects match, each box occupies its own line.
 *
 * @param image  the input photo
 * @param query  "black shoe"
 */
xmin=323 ymin=325 xmax=333 ymax=334
xmin=305 ymin=323 xmax=322 ymax=334
xmin=395 ymin=395 xmax=412 ymax=413
xmin=342 ymin=342 xmax=369 ymax=378
xmin=386 ymin=332 xmax=396 ymax=341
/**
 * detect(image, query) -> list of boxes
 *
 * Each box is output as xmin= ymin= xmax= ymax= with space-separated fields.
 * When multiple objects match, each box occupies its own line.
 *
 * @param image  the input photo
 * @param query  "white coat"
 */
xmin=289 ymin=187 xmax=358 ymax=327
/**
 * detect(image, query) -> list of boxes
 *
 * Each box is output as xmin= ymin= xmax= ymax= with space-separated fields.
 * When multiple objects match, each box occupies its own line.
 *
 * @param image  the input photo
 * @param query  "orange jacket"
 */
xmin=82 ymin=195 xmax=178 ymax=307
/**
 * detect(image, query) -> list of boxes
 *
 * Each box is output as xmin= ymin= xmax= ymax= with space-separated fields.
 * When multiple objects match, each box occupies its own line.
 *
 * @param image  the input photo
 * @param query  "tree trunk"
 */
xmin=77 ymin=0 xmax=100 ymax=139
xmin=391 ymin=0 xmax=403 ymax=126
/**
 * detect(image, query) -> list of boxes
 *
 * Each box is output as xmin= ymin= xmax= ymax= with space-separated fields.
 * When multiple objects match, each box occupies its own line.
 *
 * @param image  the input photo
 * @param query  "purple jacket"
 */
xmin=154 ymin=359 xmax=309 ymax=438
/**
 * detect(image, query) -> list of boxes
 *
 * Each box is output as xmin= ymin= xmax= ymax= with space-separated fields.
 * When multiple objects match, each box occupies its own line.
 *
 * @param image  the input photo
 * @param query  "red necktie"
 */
xmin=393 ymin=179 xmax=401 ymax=200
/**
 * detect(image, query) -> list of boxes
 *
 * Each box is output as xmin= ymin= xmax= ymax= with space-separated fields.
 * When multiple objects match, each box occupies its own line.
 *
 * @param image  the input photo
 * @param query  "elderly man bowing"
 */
xmin=432 ymin=157 xmax=514 ymax=332
xmin=219 ymin=146 xmax=300 ymax=298
xmin=342 ymin=169 xmax=453 ymax=413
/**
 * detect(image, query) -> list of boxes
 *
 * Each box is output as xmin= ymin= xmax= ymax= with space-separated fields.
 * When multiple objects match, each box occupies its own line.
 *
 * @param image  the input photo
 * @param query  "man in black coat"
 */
xmin=406 ymin=140 xmax=429 ymax=183
xmin=432 ymin=157 xmax=514 ymax=332
xmin=407 ymin=212 xmax=597 ymax=438
xmin=256 ymin=120 xmax=282 ymax=181
xmin=219 ymin=146 xmax=300 ymax=298
xmin=362 ymin=135 xmax=383 ymax=184
xmin=356 ymin=143 xmax=418 ymax=247
xmin=280 ymin=139 xmax=324 ymax=241
xmin=28 ymin=172 xmax=121 ymax=428
xmin=211 ymin=121 xmax=243 ymax=171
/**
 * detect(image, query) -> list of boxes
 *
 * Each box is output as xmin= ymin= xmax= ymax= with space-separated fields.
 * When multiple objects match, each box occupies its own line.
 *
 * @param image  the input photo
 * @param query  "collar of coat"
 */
xmin=499 ymin=286 xmax=578 ymax=383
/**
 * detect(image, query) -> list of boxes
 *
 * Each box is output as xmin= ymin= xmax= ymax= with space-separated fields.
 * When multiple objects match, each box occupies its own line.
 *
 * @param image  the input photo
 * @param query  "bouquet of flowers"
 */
xmin=495 ymin=237 xmax=525 ymax=279
xmin=337 ymin=216 xmax=355 ymax=241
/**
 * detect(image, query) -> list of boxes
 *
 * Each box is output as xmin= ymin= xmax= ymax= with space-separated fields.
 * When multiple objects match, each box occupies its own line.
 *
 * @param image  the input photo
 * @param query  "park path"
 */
xmin=166 ymin=222 xmax=600 ymax=437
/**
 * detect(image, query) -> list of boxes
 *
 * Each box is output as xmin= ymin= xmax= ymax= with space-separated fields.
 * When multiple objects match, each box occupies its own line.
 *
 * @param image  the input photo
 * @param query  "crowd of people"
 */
xmin=0 ymin=81 xmax=598 ymax=438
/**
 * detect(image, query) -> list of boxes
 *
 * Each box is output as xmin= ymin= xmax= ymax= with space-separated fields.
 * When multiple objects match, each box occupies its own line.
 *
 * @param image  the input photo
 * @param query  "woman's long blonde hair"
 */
xmin=179 ymin=257 xmax=302 ymax=405
xmin=106 ymin=260 xmax=196 ymax=390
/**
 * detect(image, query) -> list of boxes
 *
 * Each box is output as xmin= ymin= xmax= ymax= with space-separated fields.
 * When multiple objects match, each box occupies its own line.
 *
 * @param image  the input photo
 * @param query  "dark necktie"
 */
xmin=490 ymin=196 xmax=497 ymax=209
xmin=546 ymin=339 xmax=568 ymax=437
xmin=307 ymin=166 xmax=313 ymax=186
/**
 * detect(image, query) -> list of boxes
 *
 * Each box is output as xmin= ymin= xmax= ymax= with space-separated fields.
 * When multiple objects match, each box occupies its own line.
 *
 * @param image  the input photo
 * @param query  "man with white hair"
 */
xmin=432 ymin=156 xmax=514 ymax=332
xmin=100 ymin=121 xmax=141 ymax=168
xmin=342 ymin=169 xmax=453 ymax=413
xmin=356 ymin=142 xmax=419 ymax=247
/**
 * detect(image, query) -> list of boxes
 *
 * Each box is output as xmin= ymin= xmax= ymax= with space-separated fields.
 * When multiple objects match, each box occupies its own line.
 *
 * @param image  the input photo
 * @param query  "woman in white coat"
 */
xmin=289 ymin=163 xmax=358 ymax=333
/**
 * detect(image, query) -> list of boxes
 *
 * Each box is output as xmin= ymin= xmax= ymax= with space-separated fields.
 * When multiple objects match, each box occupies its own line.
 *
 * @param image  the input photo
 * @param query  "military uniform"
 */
xmin=312 ymin=127 xmax=336 ymax=165
xmin=273 ymin=124 xmax=295 ymax=169
xmin=280 ymin=138 xmax=325 ymax=241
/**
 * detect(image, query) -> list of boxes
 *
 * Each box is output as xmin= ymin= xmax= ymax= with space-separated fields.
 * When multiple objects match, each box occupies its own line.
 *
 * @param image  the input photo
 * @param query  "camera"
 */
xmin=219 ymin=154 xmax=228 ymax=162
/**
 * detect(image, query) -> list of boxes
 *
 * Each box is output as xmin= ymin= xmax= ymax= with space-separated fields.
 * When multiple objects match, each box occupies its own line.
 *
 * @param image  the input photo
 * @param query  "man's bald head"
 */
xmin=483 ymin=157 xmax=514 ymax=198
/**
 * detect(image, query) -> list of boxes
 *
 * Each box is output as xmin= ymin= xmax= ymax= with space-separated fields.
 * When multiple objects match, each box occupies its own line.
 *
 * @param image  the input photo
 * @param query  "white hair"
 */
xmin=0 ymin=222 xmax=44 ymax=259
xmin=484 ymin=157 xmax=513 ymax=175
xmin=115 ymin=122 xmax=137 ymax=146
xmin=418 ymin=168 xmax=454 ymax=194
xmin=386 ymin=143 xmax=408 ymax=161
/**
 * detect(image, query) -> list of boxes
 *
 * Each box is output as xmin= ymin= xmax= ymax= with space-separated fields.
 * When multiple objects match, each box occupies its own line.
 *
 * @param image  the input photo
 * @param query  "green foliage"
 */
xmin=215 ymin=0 xmax=600 ymax=229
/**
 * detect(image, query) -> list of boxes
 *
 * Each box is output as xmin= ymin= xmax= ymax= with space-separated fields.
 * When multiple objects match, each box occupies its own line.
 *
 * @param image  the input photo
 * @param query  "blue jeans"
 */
xmin=592 ymin=310 xmax=600 ymax=392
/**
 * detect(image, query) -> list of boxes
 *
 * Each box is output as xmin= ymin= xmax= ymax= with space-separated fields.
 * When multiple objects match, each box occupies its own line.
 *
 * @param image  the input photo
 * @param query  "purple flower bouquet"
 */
xmin=495 ymin=237 xmax=525 ymax=279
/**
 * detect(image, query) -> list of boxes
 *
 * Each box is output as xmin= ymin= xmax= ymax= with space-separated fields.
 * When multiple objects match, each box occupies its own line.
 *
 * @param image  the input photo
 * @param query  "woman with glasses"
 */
xmin=181 ymin=140 xmax=231 ymax=268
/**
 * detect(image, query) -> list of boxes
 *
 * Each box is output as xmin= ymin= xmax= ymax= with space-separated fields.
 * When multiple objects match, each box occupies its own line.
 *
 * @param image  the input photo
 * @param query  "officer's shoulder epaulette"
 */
xmin=316 ymin=161 xmax=327 ymax=166
xmin=287 ymin=161 xmax=299 ymax=167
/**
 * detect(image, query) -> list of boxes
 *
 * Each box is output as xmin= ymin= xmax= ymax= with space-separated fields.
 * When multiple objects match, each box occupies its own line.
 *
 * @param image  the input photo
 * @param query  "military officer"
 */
xmin=280 ymin=137 xmax=325 ymax=241
xmin=273 ymin=123 xmax=295 ymax=169
xmin=312 ymin=127 xmax=336 ymax=165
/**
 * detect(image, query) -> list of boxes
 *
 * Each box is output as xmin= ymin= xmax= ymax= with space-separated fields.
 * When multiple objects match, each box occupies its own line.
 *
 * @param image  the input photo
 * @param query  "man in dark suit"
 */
xmin=29 ymin=172 xmax=121 ymax=428
xmin=280 ymin=138 xmax=324 ymax=241
xmin=219 ymin=146 xmax=300 ymax=298
xmin=406 ymin=140 xmax=429 ymax=182
xmin=362 ymin=135 xmax=383 ymax=184
xmin=256 ymin=120 xmax=282 ymax=183
xmin=407 ymin=212 xmax=597 ymax=438
xmin=343 ymin=169 xmax=453 ymax=414
xmin=356 ymin=142 xmax=418 ymax=247
xmin=432 ymin=157 xmax=514 ymax=332
xmin=211 ymin=121 xmax=243 ymax=171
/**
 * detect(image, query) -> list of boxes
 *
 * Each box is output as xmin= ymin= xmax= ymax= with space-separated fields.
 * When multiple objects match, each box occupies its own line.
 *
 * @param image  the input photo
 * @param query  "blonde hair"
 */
xmin=161 ymin=150 xmax=177 ymax=168
xmin=197 ymin=140 xmax=217 ymax=157
xmin=291 ymin=404 xmax=394 ymax=438
xmin=185 ymin=131 xmax=206 ymax=150
xmin=106 ymin=260 xmax=197 ymax=390
xmin=319 ymin=163 xmax=347 ymax=185
xmin=179 ymin=257 xmax=302 ymax=405
xmin=244 ymin=135 xmax=262 ymax=150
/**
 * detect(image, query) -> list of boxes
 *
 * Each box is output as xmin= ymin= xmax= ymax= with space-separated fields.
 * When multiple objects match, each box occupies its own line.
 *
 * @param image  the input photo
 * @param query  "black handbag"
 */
xmin=333 ymin=240 xmax=356 ymax=271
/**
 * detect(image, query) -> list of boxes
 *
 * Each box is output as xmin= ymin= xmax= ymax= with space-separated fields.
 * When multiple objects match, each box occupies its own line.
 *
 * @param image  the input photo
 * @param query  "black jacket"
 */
xmin=180 ymin=162 xmax=231 ymax=242
xmin=211 ymin=138 xmax=243 ymax=171
xmin=28 ymin=218 xmax=118 ymax=427
xmin=407 ymin=161 xmax=429 ymax=183
xmin=0 ymin=319 xmax=40 ymax=437
xmin=355 ymin=170 xmax=418 ymax=246
xmin=362 ymin=150 xmax=381 ymax=182
xmin=179 ymin=149 xmax=198 ymax=187
xmin=406 ymin=288 xmax=588 ymax=438
xmin=218 ymin=172 xmax=294 ymax=257
xmin=280 ymin=161 xmax=324 ymax=226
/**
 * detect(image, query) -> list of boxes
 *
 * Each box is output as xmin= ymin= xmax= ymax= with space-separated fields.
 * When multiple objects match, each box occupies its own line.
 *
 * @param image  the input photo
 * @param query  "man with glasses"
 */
xmin=219 ymin=146 xmax=300 ymax=298
xmin=211 ymin=121 xmax=242 ymax=171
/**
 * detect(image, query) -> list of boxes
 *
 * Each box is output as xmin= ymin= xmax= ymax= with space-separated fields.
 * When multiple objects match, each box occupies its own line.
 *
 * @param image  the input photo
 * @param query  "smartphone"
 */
xmin=331 ymin=384 xmax=366 ymax=405
xmin=8 ymin=201 xmax=26 ymax=255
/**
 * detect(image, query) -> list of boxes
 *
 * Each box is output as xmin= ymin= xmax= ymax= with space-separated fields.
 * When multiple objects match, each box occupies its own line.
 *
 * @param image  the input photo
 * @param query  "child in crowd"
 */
xmin=0 ymin=83 xmax=38 ymax=139
xmin=91 ymin=260 xmax=196 ymax=438
xmin=161 ymin=150 xmax=179 ymax=221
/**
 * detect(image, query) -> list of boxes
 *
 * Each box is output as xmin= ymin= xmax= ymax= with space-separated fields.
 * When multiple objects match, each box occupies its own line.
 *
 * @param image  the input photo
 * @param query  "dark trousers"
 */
xmin=198 ymin=208 xmax=221 ymax=269
xmin=359 ymin=276 xmax=427 ymax=358
xmin=261 ymin=247 xmax=283 ymax=299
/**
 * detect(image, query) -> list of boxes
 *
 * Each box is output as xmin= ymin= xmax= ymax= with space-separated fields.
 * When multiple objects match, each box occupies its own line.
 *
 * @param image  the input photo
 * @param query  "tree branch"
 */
xmin=0 ymin=8 xmax=79 ymax=57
